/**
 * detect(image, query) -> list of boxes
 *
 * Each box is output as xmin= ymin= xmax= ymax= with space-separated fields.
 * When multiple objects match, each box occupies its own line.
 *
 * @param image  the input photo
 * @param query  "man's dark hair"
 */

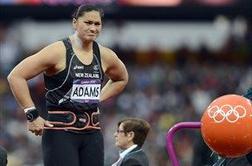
xmin=72 ymin=5 xmax=104 ymax=19
xmin=118 ymin=118 xmax=150 ymax=147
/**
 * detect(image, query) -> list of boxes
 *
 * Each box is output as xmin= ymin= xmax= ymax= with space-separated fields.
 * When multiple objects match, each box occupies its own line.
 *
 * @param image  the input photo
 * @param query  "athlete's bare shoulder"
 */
xmin=98 ymin=44 xmax=118 ymax=62
xmin=26 ymin=40 xmax=66 ymax=71
xmin=98 ymin=44 xmax=118 ymax=70
xmin=41 ymin=41 xmax=66 ymax=62
xmin=97 ymin=44 xmax=127 ymax=80
xmin=8 ymin=40 xmax=67 ymax=79
xmin=98 ymin=44 xmax=116 ymax=56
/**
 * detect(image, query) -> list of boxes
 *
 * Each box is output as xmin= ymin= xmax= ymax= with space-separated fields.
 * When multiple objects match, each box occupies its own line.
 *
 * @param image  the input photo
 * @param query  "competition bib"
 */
xmin=70 ymin=79 xmax=101 ymax=103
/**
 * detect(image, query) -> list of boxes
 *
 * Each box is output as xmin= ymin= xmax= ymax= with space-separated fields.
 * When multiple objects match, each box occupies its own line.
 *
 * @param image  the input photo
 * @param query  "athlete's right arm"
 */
xmin=7 ymin=41 xmax=65 ymax=135
xmin=7 ymin=41 xmax=65 ymax=109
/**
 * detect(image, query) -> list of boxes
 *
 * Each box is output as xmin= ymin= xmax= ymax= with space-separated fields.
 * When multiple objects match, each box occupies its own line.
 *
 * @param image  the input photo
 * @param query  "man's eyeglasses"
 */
xmin=116 ymin=129 xmax=125 ymax=133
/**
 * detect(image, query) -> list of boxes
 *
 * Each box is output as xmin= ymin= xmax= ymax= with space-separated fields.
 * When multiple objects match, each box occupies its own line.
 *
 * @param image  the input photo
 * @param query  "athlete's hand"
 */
xmin=27 ymin=116 xmax=53 ymax=136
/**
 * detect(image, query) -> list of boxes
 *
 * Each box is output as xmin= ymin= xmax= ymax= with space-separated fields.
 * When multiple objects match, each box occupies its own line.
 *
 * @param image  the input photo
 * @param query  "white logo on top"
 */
xmin=73 ymin=65 xmax=84 ymax=70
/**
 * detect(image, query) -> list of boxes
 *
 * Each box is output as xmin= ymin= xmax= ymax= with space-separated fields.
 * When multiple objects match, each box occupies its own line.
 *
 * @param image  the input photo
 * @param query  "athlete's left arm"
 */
xmin=99 ymin=46 xmax=128 ymax=102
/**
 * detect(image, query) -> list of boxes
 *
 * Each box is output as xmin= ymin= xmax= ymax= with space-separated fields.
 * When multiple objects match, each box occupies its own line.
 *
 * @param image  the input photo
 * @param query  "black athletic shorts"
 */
xmin=42 ymin=130 xmax=104 ymax=166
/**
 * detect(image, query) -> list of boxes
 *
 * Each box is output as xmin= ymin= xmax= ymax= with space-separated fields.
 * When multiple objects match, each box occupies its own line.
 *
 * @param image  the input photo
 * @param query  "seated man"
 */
xmin=0 ymin=146 xmax=7 ymax=166
xmin=113 ymin=117 xmax=150 ymax=166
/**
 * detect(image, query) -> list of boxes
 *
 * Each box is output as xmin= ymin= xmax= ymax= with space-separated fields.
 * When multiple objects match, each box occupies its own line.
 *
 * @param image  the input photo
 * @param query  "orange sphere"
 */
xmin=201 ymin=94 xmax=252 ymax=157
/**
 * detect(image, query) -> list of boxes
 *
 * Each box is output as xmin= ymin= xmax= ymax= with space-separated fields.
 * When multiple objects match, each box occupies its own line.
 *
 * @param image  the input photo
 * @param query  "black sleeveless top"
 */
xmin=44 ymin=38 xmax=104 ymax=112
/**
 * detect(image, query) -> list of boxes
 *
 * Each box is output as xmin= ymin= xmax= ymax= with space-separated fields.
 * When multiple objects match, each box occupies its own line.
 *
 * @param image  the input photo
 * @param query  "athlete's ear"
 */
xmin=72 ymin=18 xmax=77 ymax=30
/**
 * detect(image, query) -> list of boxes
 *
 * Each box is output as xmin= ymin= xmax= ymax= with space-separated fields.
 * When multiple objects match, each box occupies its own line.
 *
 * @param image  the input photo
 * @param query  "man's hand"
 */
xmin=243 ymin=88 xmax=252 ymax=100
xmin=27 ymin=116 xmax=53 ymax=136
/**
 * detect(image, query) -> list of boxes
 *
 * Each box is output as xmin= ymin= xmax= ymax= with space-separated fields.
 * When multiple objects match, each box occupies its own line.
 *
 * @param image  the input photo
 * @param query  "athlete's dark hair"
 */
xmin=72 ymin=5 xmax=104 ymax=19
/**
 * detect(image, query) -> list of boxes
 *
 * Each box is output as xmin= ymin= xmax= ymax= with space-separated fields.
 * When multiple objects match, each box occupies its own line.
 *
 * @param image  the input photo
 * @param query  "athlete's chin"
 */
xmin=84 ymin=36 xmax=97 ymax=41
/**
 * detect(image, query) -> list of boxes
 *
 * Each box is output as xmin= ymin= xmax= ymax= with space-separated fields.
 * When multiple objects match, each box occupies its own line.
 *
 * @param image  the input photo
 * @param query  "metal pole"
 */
xmin=166 ymin=122 xmax=201 ymax=166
